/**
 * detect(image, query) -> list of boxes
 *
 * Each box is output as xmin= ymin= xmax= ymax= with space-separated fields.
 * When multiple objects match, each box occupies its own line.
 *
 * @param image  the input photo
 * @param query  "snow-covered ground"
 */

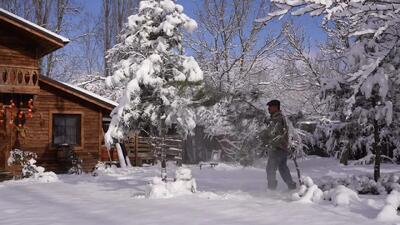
xmin=1 ymin=156 xmax=399 ymax=225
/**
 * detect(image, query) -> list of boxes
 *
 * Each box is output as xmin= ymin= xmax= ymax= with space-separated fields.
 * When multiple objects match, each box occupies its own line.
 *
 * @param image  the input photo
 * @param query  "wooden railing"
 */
xmin=0 ymin=65 xmax=40 ymax=94
xmin=123 ymin=134 xmax=183 ymax=166
xmin=125 ymin=134 xmax=155 ymax=166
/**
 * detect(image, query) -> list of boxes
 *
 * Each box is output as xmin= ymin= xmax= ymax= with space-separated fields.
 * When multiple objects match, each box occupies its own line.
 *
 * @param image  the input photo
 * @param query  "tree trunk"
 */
xmin=372 ymin=98 xmax=381 ymax=182
xmin=160 ymin=117 xmax=167 ymax=181
xmin=103 ymin=0 xmax=111 ymax=77
xmin=373 ymin=117 xmax=381 ymax=182
xmin=339 ymin=147 xmax=349 ymax=166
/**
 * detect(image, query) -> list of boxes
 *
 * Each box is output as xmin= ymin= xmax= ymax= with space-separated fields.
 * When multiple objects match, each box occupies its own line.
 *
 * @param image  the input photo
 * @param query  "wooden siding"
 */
xmin=18 ymin=84 xmax=103 ymax=173
xmin=0 ymin=25 xmax=39 ymax=67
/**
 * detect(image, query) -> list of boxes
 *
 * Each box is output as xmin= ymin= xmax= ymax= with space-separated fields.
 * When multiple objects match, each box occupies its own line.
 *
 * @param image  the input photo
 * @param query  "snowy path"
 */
xmin=0 ymin=157 xmax=399 ymax=225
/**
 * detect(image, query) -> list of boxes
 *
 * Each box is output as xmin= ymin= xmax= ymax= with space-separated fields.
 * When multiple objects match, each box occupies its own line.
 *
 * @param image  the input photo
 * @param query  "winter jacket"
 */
xmin=261 ymin=111 xmax=289 ymax=151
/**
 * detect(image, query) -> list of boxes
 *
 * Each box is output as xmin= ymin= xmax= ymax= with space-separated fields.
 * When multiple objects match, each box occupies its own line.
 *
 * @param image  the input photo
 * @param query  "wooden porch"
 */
xmin=0 ymin=65 xmax=40 ymax=94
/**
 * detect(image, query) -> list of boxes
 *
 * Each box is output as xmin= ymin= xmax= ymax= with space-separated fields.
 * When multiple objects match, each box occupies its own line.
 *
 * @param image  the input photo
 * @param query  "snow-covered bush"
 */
xmin=146 ymin=167 xmax=196 ymax=199
xmin=292 ymin=176 xmax=360 ymax=206
xmin=22 ymin=158 xmax=59 ymax=183
xmin=376 ymin=190 xmax=400 ymax=221
xmin=291 ymin=176 xmax=323 ymax=203
xmin=7 ymin=149 xmax=58 ymax=182
xmin=323 ymin=185 xmax=360 ymax=206
xmin=317 ymin=174 xmax=400 ymax=195
xmin=7 ymin=148 xmax=37 ymax=167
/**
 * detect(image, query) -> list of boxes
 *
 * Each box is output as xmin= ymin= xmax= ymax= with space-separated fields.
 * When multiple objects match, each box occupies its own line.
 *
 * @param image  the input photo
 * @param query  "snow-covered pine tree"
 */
xmin=263 ymin=0 xmax=400 ymax=181
xmin=104 ymin=0 xmax=203 ymax=152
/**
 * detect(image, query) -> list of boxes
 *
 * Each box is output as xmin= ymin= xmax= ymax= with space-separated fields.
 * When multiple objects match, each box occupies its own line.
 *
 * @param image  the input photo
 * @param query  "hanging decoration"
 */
xmin=0 ymin=98 xmax=34 ymax=136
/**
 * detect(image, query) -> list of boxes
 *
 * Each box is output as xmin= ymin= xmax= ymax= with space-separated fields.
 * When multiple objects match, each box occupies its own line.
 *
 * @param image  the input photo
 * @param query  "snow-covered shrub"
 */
xmin=21 ymin=158 xmax=59 ymax=183
xmin=7 ymin=148 xmax=37 ymax=167
xmin=292 ymin=176 xmax=361 ymax=206
xmin=376 ymin=190 xmax=400 ymax=221
xmin=317 ymin=174 xmax=400 ymax=195
xmin=291 ymin=176 xmax=323 ymax=203
xmin=323 ymin=185 xmax=360 ymax=206
xmin=7 ymin=149 xmax=58 ymax=182
xmin=146 ymin=168 xmax=196 ymax=199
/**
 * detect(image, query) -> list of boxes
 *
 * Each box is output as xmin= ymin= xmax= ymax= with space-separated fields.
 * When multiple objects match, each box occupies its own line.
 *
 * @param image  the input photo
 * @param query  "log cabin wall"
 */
xmin=0 ymin=26 xmax=38 ymax=68
xmin=18 ymin=81 xmax=107 ymax=173
xmin=0 ymin=9 xmax=114 ymax=174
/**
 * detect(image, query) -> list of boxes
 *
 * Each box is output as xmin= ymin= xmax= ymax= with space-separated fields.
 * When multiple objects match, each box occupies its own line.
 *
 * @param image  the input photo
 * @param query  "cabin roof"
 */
xmin=39 ymin=76 xmax=117 ymax=113
xmin=0 ymin=8 xmax=69 ymax=58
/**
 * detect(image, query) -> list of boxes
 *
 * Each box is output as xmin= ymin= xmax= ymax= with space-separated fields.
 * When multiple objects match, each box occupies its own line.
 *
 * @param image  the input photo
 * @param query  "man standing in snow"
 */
xmin=263 ymin=100 xmax=296 ymax=190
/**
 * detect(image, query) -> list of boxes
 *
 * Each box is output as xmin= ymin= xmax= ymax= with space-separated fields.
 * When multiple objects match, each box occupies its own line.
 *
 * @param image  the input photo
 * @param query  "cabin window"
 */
xmin=52 ymin=114 xmax=81 ymax=146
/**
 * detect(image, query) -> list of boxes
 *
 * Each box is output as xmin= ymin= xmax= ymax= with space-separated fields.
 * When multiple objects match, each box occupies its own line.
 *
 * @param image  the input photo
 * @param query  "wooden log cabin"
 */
xmin=0 ymin=8 xmax=116 ymax=174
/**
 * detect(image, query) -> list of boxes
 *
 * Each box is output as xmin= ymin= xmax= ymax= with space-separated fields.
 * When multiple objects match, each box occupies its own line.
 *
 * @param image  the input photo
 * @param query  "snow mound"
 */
xmin=291 ymin=176 xmax=323 ymax=203
xmin=175 ymin=167 xmax=192 ymax=180
xmin=8 ymin=169 xmax=59 ymax=184
xmin=93 ymin=162 xmax=146 ymax=179
xmin=27 ymin=170 xmax=59 ymax=183
xmin=146 ymin=168 xmax=197 ymax=199
xmin=376 ymin=190 xmax=400 ymax=221
xmin=323 ymin=185 xmax=360 ymax=206
xmin=197 ymin=191 xmax=252 ymax=201
xmin=213 ymin=163 xmax=244 ymax=171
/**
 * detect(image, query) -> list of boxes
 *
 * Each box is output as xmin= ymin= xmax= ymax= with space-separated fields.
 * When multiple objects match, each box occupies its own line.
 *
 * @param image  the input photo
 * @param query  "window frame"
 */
xmin=49 ymin=111 xmax=84 ymax=150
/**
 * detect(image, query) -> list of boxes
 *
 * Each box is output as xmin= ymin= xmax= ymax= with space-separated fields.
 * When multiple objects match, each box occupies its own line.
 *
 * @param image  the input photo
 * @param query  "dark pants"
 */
xmin=266 ymin=150 xmax=296 ymax=190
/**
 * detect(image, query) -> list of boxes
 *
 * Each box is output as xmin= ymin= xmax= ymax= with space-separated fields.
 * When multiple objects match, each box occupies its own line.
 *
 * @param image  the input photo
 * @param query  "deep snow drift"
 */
xmin=0 ymin=156 xmax=400 ymax=225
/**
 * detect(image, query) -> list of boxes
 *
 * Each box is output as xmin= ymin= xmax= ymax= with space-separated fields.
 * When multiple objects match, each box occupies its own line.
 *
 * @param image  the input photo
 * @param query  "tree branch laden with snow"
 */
xmin=104 ymin=0 xmax=203 ymax=147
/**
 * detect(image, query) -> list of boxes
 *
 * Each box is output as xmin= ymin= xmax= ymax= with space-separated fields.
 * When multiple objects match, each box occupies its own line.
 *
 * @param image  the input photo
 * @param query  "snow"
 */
xmin=291 ymin=176 xmax=324 ymax=203
xmin=1 ymin=156 xmax=400 ymax=224
xmin=62 ymin=81 xmax=118 ymax=107
xmin=105 ymin=0 xmax=203 ymax=147
xmin=324 ymin=185 xmax=360 ymax=206
xmin=145 ymin=168 xmax=197 ymax=199
xmin=0 ymin=8 xmax=70 ymax=43
xmin=376 ymin=190 xmax=400 ymax=221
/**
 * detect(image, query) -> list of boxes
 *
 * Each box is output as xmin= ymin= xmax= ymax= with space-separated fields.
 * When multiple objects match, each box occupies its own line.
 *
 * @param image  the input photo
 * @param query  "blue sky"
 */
xmin=80 ymin=0 xmax=327 ymax=45
xmin=176 ymin=0 xmax=327 ymax=45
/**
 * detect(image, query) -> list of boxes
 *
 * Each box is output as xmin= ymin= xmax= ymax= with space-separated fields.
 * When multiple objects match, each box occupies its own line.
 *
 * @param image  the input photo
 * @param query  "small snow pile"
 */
xmin=376 ymin=190 xmax=400 ymax=222
xmin=21 ymin=158 xmax=59 ymax=183
xmin=175 ymin=167 xmax=192 ymax=180
xmin=291 ymin=176 xmax=323 ymax=203
xmin=146 ymin=167 xmax=197 ymax=199
xmin=92 ymin=161 xmax=118 ymax=175
xmin=213 ymin=162 xmax=244 ymax=171
xmin=323 ymin=185 xmax=360 ymax=206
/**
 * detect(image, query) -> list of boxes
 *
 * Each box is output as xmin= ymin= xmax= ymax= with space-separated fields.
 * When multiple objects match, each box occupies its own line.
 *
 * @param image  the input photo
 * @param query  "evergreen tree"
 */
xmin=104 ymin=0 xmax=203 ymax=149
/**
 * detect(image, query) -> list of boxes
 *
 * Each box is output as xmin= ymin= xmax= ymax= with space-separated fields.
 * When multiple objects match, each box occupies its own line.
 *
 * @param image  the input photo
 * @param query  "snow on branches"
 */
xmin=264 ymin=0 xmax=400 ymax=178
xmin=104 ymin=0 xmax=203 ymax=147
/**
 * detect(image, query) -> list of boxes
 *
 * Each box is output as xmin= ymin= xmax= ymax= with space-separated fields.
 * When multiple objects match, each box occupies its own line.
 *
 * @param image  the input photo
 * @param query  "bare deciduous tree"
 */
xmin=102 ymin=0 xmax=139 ymax=77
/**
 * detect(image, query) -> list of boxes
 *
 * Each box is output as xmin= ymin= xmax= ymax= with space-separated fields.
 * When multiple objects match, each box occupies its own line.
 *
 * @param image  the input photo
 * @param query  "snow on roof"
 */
xmin=0 ymin=8 xmax=70 ymax=43
xmin=61 ymin=81 xmax=118 ymax=107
